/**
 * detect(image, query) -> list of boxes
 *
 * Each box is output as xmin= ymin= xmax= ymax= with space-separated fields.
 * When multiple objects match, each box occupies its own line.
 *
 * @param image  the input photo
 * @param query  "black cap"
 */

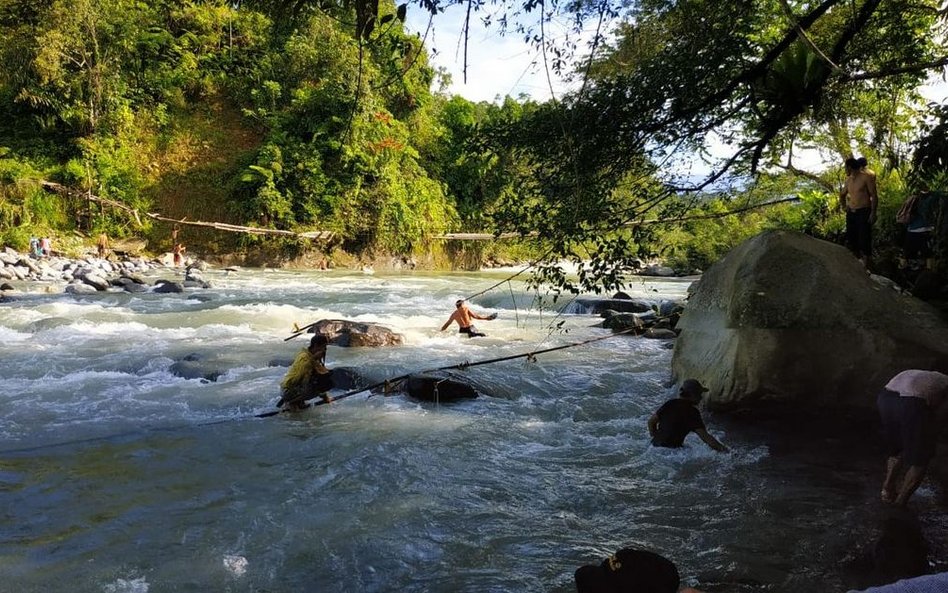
xmin=680 ymin=378 xmax=708 ymax=398
xmin=575 ymin=548 xmax=680 ymax=593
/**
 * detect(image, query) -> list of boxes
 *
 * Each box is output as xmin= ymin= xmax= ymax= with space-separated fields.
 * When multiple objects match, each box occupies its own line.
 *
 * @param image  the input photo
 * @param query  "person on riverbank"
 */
xmin=440 ymin=299 xmax=496 ymax=337
xmin=839 ymin=156 xmax=878 ymax=268
xmin=648 ymin=379 xmax=728 ymax=452
xmin=29 ymin=236 xmax=41 ymax=258
xmin=877 ymin=369 xmax=948 ymax=506
xmin=39 ymin=236 xmax=51 ymax=258
xmin=172 ymin=242 xmax=186 ymax=266
xmin=96 ymin=233 xmax=110 ymax=259
xmin=896 ymin=182 xmax=939 ymax=272
xmin=277 ymin=334 xmax=334 ymax=411
xmin=574 ymin=547 xmax=706 ymax=593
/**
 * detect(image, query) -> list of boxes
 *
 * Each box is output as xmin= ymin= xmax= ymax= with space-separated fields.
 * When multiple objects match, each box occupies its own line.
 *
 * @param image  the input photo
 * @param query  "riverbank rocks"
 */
xmin=309 ymin=319 xmax=405 ymax=347
xmin=671 ymin=230 xmax=948 ymax=409
xmin=0 ymin=246 xmax=214 ymax=294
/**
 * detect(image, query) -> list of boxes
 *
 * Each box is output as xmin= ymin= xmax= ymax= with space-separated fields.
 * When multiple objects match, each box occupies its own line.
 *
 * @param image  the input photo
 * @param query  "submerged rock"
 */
xmin=672 ymin=231 xmax=948 ymax=409
xmin=405 ymin=372 xmax=481 ymax=402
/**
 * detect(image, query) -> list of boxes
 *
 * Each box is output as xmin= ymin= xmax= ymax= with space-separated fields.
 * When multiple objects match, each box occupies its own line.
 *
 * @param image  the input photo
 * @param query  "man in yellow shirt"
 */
xmin=278 ymin=334 xmax=334 ymax=411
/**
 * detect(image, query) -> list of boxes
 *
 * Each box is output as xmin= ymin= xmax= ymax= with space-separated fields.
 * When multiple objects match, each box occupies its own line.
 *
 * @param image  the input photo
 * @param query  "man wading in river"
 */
xmin=440 ymin=299 xmax=496 ymax=337
xmin=648 ymin=379 xmax=728 ymax=452
xmin=277 ymin=334 xmax=334 ymax=411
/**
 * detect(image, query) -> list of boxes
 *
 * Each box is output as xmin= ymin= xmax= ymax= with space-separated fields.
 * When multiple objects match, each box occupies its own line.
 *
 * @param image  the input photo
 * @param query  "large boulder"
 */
xmin=310 ymin=319 xmax=404 ymax=347
xmin=672 ymin=231 xmax=948 ymax=409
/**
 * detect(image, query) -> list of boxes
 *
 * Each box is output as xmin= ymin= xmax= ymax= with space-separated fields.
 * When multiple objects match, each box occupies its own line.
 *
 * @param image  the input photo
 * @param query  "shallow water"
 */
xmin=0 ymin=268 xmax=943 ymax=592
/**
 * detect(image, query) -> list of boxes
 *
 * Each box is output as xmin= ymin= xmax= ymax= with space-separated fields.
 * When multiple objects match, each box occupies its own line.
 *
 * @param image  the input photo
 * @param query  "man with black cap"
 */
xmin=277 ymin=334 xmax=334 ymax=411
xmin=647 ymin=379 xmax=727 ymax=452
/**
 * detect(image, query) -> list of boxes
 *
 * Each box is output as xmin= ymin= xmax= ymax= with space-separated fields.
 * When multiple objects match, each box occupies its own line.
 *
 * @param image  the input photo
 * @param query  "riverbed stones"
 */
xmin=671 ymin=230 xmax=948 ymax=409
xmin=309 ymin=319 xmax=405 ymax=347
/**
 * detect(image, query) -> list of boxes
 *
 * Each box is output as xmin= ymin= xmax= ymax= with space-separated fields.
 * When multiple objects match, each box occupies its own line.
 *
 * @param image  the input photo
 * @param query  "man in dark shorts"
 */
xmin=877 ymin=369 xmax=948 ymax=506
xmin=648 ymin=379 xmax=727 ymax=452
xmin=440 ymin=299 xmax=496 ymax=338
xmin=839 ymin=156 xmax=878 ymax=268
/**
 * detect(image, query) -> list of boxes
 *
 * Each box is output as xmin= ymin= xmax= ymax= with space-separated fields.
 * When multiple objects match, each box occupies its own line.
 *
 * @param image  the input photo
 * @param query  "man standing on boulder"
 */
xmin=440 ymin=299 xmax=496 ymax=338
xmin=648 ymin=379 xmax=728 ymax=452
xmin=839 ymin=156 xmax=878 ymax=268
xmin=877 ymin=369 xmax=948 ymax=506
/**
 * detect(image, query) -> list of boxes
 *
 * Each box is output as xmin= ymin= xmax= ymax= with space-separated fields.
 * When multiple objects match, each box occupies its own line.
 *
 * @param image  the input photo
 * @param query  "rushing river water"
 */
xmin=0 ymin=267 xmax=945 ymax=593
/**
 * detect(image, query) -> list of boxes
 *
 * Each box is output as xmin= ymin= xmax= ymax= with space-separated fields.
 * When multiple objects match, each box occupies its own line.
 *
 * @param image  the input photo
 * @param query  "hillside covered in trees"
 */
xmin=0 ymin=0 xmax=947 ymax=293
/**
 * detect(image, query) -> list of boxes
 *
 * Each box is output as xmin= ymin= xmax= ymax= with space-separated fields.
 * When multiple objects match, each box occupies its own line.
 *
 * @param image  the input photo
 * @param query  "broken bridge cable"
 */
xmin=257 ymin=323 xmax=646 ymax=418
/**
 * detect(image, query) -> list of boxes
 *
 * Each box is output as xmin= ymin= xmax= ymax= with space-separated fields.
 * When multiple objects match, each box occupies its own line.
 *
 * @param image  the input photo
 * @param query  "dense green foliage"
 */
xmin=0 ymin=0 xmax=530 ymax=259
xmin=0 ymin=0 xmax=945 ymax=291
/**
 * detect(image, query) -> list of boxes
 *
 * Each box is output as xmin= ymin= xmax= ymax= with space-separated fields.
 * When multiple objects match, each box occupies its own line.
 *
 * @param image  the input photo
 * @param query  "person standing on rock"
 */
xmin=877 ymin=369 xmax=948 ymax=506
xmin=648 ymin=379 xmax=728 ymax=452
xmin=839 ymin=156 xmax=878 ymax=268
xmin=440 ymin=299 xmax=496 ymax=338
xmin=277 ymin=334 xmax=334 ymax=411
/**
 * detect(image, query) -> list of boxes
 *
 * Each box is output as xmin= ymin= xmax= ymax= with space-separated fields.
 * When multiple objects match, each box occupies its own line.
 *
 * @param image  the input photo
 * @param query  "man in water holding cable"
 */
xmin=440 ymin=299 xmax=496 ymax=338
xmin=648 ymin=379 xmax=728 ymax=452
xmin=277 ymin=334 xmax=334 ymax=411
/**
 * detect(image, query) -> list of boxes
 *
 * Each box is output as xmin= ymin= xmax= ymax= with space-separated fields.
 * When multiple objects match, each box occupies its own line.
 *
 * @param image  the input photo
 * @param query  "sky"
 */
xmin=405 ymin=5 xmax=584 ymax=103
xmin=407 ymin=7 xmax=947 ymax=108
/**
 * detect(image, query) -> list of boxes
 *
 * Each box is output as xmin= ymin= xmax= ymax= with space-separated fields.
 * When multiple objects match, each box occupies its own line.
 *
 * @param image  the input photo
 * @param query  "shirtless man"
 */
xmin=839 ymin=156 xmax=878 ymax=267
xmin=440 ymin=299 xmax=495 ymax=337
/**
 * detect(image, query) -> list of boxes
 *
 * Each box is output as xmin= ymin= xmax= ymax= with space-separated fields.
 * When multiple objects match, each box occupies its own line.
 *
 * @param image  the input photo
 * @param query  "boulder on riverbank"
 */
xmin=309 ymin=319 xmax=405 ymax=347
xmin=671 ymin=231 xmax=948 ymax=409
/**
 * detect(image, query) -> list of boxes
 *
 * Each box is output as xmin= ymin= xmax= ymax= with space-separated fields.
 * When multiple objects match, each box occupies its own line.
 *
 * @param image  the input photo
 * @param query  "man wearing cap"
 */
xmin=648 ymin=379 xmax=727 ymax=452
xmin=877 ymin=369 xmax=948 ymax=506
xmin=277 ymin=334 xmax=334 ymax=411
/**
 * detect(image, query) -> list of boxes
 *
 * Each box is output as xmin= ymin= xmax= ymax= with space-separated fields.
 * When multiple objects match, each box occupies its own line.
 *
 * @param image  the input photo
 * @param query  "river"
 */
xmin=0 ymin=267 xmax=944 ymax=592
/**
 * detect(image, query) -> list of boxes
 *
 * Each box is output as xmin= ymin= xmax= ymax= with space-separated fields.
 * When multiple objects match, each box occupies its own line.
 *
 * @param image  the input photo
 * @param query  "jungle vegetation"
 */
xmin=0 ymin=0 xmax=946 ymax=293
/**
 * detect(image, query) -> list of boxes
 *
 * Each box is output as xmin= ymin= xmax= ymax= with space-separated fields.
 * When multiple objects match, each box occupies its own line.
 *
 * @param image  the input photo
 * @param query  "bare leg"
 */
xmin=895 ymin=465 xmax=928 ymax=507
xmin=881 ymin=457 xmax=900 ymax=503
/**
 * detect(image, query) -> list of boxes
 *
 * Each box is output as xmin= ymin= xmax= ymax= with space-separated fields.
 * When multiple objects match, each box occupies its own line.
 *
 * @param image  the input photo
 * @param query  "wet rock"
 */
xmin=643 ymin=328 xmax=678 ymax=339
xmin=169 ymin=354 xmax=223 ymax=382
xmin=568 ymin=297 xmax=654 ymax=315
xmin=405 ymin=372 xmax=480 ymax=402
xmin=153 ymin=280 xmax=184 ymax=293
xmin=65 ymin=282 xmax=98 ymax=295
xmin=310 ymin=319 xmax=404 ymax=347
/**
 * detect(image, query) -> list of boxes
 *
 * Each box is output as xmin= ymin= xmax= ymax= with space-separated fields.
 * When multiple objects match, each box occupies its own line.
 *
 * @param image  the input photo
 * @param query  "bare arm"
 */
xmin=694 ymin=428 xmax=728 ymax=452
xmin=647 ymin=414 xmax=659 ymax=438
xmin=440 ymin=312 xmax=456 ymax=331
xmin=839 ymin=184 xmax=848 ymax=211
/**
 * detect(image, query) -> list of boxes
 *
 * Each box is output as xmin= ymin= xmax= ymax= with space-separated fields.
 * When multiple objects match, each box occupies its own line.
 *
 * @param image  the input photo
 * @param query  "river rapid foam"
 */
xmin=0 ymin=268 xmax=941 ymax=592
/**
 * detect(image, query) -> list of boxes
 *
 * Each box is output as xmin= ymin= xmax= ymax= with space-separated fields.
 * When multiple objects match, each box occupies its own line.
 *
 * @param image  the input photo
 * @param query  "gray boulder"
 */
xmin=671 ymin=231 xmax=948 ymax=409
xmin=310 ymin=319 xmax=404 ymax=347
